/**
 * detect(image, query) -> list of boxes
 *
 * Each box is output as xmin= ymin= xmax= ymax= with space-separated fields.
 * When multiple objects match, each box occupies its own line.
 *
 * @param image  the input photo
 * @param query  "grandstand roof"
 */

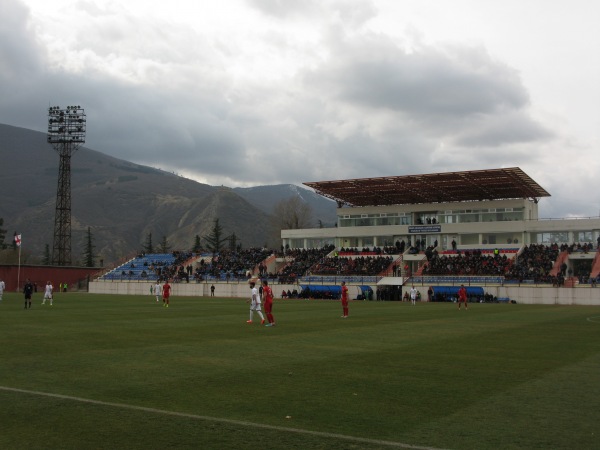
xmin=304 ymin=167 xmax=550 ymax=207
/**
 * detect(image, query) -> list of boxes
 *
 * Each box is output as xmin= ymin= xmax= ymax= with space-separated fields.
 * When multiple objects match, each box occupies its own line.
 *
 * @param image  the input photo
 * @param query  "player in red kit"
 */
xmin=457 ymin=284 xmax=468 ymax=310
xmin=262 ymin=280 xmax=276 ymax=326
xmin=162 ymin=279 xmax=172 ymax=308
xmin=341 ymin=281 xmax=349 ymax=318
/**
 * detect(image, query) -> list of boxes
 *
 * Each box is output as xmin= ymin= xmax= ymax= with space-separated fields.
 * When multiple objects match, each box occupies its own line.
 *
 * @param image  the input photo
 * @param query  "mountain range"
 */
xmin=0 ymin=123 xmax=336 ymax=265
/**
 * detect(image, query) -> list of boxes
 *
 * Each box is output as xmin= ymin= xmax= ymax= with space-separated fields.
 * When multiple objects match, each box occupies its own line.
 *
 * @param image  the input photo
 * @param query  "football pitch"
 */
xmin=1 ymin=293 xmax=599 ymax=450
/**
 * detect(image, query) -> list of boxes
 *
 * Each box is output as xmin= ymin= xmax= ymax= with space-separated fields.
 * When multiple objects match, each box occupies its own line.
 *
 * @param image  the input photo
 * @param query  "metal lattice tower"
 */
xmin=47 ymin=106 xmax=86 ymax=266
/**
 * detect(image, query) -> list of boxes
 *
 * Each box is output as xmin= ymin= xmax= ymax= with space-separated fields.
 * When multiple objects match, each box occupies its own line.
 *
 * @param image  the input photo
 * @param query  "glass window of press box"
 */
xmin=437 ymin=208 xmax=524 ymax=224
xmin=338 ymin=213 xmax=411 ymax=227
xmin=338 ymin=208 xmax=524 ymax=227
xmin=534 ymin=232 xmax=594 ymax=244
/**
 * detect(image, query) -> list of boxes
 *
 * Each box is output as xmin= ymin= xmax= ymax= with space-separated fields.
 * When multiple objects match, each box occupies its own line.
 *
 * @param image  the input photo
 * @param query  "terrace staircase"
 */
xmin=591 ymin=250 xmax=600 ymax=278
xmin=257 ymin=253 xmax=278 ymax=275
xmin=550 ymin=251 xmax=569 ymax=276
xmin=380 ymin=255 xmax=403 ymax=277
xmin=414 ymin=261 xmax=427 ymax=276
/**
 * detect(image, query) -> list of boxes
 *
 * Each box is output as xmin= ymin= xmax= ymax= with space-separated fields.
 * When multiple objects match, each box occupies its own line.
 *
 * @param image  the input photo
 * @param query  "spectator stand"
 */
xmin=308 ymin=252 xmax=395 ymax=278
xmin=192 ymin=248 xmax=274 ymax=283
xmin=100 ymin=253 xmax=176 ymax=281
xmin=420 ymin=247 xmax=517 ymax=279
xmin=277 ymin=245 xmax=336 ymax=284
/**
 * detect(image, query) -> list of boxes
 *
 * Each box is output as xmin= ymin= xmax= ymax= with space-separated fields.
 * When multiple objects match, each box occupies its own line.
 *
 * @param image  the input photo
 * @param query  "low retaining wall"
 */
xmin=485 ymin=285 xmax=600 ymax=306
xmin=89 ymin=281 xmax=600 ymax=305
xmin=89 ymin=281 xmax=300 ymax=299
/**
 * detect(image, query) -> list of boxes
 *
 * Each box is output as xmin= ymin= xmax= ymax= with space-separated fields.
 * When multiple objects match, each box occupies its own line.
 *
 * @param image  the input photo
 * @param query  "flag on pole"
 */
xmin=14 ymin=233 xmax=21 ymax=247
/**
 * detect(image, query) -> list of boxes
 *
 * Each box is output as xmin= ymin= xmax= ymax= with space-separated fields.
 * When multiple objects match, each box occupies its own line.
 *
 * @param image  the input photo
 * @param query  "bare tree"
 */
xmin=272 ymin=196 xmax=314 ymax=230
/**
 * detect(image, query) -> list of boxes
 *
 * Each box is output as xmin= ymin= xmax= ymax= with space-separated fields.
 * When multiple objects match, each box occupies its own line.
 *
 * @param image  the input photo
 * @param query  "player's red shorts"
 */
xmin=264 ymin=301 xmax=273 ymax=313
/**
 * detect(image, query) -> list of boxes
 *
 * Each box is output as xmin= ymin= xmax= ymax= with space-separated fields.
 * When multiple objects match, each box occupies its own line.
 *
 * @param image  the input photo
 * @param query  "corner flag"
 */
xmin=14 ymin=234 xmax=21 ymax=247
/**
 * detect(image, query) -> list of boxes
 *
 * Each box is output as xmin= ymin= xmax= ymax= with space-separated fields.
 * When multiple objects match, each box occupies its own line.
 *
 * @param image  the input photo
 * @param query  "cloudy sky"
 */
xmin=1 ymin=0 xmax=599 ymax=218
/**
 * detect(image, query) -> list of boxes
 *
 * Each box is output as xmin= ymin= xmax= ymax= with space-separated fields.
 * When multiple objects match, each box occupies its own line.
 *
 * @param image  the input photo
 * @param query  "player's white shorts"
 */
xmin=250 ymin=300 xmax=262 ymax=311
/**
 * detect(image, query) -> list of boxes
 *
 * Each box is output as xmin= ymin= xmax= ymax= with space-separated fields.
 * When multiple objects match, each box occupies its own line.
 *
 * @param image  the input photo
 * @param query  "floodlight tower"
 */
xmin=47 ymin=106 xmax=86 ymax=266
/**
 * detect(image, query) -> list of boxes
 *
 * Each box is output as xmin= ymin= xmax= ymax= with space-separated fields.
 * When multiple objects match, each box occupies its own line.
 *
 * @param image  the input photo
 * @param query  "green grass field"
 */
xmin=1 ymin=292 xmax=599 ymax=450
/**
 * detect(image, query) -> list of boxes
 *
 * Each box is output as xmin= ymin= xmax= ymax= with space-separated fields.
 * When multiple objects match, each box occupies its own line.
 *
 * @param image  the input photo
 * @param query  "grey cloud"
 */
xmin=83 ymin=82 xmax=248 ymax=175
xmin=246 ymin=0 xmax=320 ymax=18
xmin=330 ymin=0 xmax=378 ymax=28
xmin=311 ymin=39 xmax=530 ymax=118
xmin=295 ymin=32 xmax=555 ymax=174
xmin=0 ymin=1 xmax=245 ymax=178
xmin=247 ymin=0 xmax=377 ymax=28
xmin=3 ymin=0 xmax=596 ymax=217
xmin=454 ymin=111 xmax=554 ymax=147
xmin=0 ymin=0 xmax=46 ymax=79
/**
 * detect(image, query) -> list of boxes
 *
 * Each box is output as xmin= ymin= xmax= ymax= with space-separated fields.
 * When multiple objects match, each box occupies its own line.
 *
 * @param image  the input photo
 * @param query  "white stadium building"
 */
xmin=280 ymin=167 xmax=600 ymax=305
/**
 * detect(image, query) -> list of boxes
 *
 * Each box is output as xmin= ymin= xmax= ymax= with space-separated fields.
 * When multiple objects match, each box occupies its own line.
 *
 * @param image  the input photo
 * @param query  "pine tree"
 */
xmin=193 ymin=234 xmax=202 ymax=253
xmin=203 ymin=219 xmax=230 ymax=257
xmin=143 ymin=232 xmax=154 ymax=254
xmin=82 ymin=227 xmax=95 ymax=267
xmin=159 ymin=235 xmax=170 ymax=253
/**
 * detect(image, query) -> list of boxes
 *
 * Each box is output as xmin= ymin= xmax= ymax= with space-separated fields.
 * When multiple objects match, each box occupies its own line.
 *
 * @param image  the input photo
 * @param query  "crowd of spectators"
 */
xmin=561 ymin=242 xmax=595 ymax=254
xmin=504 ymin=244 xmax=560 ymax=284
xmin=155 ymin=251 xmax=193 ymax=282
xmin=310 ymin=255 xmax=393 ymax=276
xmin=277 ymin=245 xmax=335 ymax=283
xmin=422 ymin=250 xmax=511 ymax=276
xmin=193 ymin=248 xmax=273 ymax=281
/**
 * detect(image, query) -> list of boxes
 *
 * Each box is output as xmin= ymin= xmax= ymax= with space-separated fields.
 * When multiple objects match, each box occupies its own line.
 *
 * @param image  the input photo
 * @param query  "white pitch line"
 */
xmin=0 ymin=385 xmax=448 ymax=450
xmin=586 ymin=315 xmax=600 ymax=323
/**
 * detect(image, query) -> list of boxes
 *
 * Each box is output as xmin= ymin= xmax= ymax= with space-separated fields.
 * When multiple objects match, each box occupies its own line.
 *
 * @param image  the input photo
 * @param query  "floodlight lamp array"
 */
xmin=47 ymin=105 xmax=86 ymax=145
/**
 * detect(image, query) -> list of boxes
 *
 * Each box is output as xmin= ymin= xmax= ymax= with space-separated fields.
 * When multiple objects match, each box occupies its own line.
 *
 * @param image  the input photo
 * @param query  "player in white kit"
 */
xmin=42 ymin=281 xmax=53 ymax=305
xmin=154 ymin=282 xmax=162 ymax=302
xmin=246 ymin=281 xmax=265 ymax=324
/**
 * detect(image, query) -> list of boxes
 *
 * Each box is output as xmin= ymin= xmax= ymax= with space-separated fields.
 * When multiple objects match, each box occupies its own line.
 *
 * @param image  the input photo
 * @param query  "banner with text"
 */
xmin=408 ymin=225 xmax=441 ymax=234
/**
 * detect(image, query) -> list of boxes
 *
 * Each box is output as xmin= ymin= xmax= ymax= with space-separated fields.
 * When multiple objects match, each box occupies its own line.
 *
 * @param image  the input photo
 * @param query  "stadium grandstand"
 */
xmin=101 ymin=252 xmax=183 ymax=281
xmin=280 ymin=168 xmax=600 ymax=299
xmin=91 ymin=168 xmax=600 ymax=304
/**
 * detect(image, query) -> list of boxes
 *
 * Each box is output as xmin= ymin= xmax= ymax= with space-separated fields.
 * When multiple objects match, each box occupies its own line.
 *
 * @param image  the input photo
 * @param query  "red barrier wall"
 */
xmin=0 ymin=265 xmax=102 ymax=292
